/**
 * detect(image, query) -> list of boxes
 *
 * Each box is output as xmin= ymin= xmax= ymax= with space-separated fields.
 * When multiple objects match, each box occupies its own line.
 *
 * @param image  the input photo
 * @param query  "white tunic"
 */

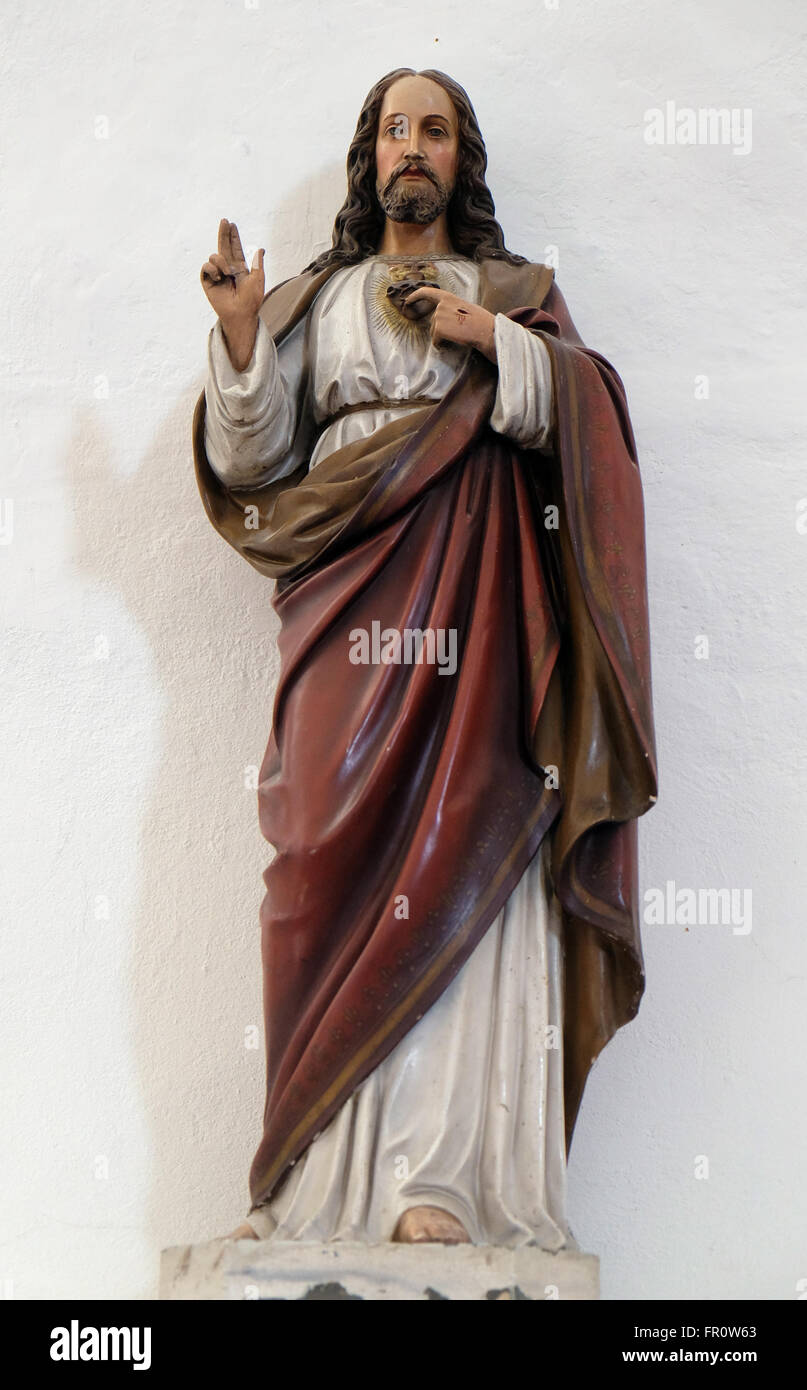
xmin=204 ymin=254 xmax=554 ymax=487
xmin=204 ymin=253 xmax=571 ymax=1248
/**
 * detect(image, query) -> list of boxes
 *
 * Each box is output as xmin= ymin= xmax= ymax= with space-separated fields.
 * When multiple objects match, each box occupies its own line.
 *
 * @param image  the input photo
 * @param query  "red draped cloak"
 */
xmin=191 ymin=256 xmax=658 ymax=1216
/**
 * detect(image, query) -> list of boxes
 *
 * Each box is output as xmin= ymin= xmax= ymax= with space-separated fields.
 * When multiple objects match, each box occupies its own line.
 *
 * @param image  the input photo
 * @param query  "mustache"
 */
xmin=386 ymin=158 xmax=440 ymax=190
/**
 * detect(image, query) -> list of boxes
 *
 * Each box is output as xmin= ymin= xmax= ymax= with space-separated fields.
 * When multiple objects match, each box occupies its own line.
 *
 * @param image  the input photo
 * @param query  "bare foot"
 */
xmin=217 ymin=1220 xmax=259 ymax=1241
xmin=392 ymin=1205 xmax=471 ymax=1244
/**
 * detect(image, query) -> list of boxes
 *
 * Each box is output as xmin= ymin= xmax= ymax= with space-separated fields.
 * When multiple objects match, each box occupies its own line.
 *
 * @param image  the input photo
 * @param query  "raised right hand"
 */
xmin=201 ymin=219 xmax=265 ymax=368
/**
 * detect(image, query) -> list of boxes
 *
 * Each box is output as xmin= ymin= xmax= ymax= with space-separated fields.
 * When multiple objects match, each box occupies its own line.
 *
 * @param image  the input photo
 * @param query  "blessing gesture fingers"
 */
xmin=402 ymin=286 xmax=497 ymax=363
xmin=200 ymin=218 xmax=266 ymax=371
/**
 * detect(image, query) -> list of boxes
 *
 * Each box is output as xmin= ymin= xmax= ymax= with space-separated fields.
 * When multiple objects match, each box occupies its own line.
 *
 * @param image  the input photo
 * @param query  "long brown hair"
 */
xmin=304 ymin=68 xmax=527 ymax=272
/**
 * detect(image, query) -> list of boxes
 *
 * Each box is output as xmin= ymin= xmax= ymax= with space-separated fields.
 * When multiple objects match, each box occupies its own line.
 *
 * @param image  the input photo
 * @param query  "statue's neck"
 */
xmin=376 ymin=212 xmax=454 ymax=258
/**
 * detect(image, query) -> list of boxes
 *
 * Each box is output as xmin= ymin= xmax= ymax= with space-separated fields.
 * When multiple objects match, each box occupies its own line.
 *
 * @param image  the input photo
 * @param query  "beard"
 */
xmin=376 ymin=163 xmax=453 ymax=225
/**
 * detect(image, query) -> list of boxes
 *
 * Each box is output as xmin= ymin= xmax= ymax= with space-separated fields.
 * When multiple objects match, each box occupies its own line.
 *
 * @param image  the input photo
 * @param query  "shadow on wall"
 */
xmin=68 ymin=168 xmax=341 ymax=1293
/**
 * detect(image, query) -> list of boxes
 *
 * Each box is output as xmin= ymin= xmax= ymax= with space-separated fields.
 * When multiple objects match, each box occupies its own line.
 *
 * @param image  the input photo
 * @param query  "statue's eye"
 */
xmin=386 ymin=118 xmax=409 ymax=139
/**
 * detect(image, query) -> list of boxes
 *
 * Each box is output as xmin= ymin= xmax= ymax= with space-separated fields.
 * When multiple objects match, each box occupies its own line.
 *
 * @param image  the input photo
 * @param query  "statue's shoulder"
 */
xmin=258 ymin=264 xmax=341 ymax=344
xmin=478 ymin=255 xmax=555 ymax=314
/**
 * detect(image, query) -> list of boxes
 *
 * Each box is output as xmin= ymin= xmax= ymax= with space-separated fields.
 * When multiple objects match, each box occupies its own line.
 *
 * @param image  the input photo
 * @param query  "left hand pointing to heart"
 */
xmin=402 ymin=286 xmax=498 ymax=364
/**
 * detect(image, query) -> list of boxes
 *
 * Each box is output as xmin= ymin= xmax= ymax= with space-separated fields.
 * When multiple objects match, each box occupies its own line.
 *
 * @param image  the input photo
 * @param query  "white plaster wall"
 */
xmin=2 ymin=0 xmax=804 ymax=1301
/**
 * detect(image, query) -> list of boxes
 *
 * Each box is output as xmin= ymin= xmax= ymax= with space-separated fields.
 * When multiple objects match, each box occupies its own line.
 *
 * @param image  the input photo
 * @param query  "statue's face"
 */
xmin=374 ymin=75 xmax=459 ymax=225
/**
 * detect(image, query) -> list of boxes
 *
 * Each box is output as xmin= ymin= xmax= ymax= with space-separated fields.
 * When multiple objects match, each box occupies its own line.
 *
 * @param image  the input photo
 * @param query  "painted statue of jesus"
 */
xmin=194 ymin=68 xmax=657 ymax=1249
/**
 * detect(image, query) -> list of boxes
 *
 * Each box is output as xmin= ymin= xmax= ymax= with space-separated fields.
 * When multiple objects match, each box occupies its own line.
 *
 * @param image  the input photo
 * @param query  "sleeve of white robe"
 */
xmin=489 ymin=312 xmax=555 ymax=453
xmin=204 ymin=316 xmax=307 ymax=487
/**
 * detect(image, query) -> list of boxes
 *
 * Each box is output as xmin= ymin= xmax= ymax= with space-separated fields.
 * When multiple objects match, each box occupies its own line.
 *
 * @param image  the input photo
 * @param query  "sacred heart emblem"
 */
xmin=385 ymin=261 xmax=441 ymax=321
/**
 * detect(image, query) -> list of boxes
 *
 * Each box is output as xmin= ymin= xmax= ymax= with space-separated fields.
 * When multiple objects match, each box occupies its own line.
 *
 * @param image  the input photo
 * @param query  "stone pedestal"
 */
xmin=160 ymin=1239 xmax=599 ymax=1301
